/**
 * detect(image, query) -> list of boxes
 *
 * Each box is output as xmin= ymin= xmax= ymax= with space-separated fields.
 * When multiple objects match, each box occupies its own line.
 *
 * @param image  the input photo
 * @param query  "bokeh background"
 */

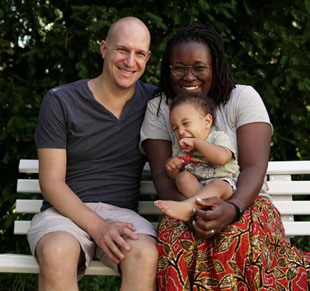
xmin=0 ymin=0 xmax=309 ymax=289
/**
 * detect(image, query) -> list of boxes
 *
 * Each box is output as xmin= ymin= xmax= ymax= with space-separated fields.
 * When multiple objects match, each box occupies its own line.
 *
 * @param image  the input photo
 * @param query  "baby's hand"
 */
xmin=166 ymin=157 xmax=183 ymax=171
xmin=165 ymin=157 xmax=183 ymax=179
xmin=179 ymin=138 xmax=195 ymax=153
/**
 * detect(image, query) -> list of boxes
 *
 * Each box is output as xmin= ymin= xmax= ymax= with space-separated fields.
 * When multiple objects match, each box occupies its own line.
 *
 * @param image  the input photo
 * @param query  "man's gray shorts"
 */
xmin=27 ymin=203 xmax=157 ymax=279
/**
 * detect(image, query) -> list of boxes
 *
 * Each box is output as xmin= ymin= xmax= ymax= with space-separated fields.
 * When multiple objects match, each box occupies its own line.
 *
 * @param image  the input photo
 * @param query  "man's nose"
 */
xmin=124 ymin=52 xmax=135 ymax=67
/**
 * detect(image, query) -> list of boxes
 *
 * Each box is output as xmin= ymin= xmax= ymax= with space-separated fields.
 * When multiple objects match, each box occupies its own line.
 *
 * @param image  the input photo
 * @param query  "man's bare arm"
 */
xmin=38 ymin=148 xmax=138 ymax=263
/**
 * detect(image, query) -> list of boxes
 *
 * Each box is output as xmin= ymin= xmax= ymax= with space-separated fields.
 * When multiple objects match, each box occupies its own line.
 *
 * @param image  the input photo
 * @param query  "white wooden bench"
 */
xmin=0 ymin=159 xmax=310 ymax=275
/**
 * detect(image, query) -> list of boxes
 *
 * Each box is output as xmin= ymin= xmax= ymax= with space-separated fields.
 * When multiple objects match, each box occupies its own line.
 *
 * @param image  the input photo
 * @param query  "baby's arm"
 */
xmin=165 ymin=157 xmax=183 ymax=180
xmin=180 ymin=138 xmax=232 ymax=166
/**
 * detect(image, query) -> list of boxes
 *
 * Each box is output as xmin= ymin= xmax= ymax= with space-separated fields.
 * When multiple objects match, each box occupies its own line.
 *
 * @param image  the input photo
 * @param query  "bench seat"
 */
xmin=1 ymin=159 xmax=310 ymax=275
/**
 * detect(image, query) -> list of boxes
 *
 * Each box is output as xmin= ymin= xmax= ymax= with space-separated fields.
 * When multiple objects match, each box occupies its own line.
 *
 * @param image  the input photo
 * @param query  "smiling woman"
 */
xmin=140 ymin=24 xmax=310 ymax=290
xmin=169 ymin=42 xmax=213 ymax=94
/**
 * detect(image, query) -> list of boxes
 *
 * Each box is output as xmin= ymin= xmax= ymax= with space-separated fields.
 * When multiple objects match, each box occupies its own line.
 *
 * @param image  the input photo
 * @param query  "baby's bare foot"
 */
xmin=154 ymin=200 xmax=194 ymax=222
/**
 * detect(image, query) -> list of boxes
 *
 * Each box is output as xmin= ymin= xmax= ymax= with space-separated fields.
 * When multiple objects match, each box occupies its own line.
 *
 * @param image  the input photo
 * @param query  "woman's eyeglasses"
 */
xmin=169 ymin=65 xmax=211 ymax=78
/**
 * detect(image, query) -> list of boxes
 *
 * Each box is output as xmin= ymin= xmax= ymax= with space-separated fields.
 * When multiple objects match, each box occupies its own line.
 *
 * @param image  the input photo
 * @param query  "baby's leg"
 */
xmin=175 ymin=171 xmax=201 ymax=198
xmin=155 ymin=178 xmax=234 ymax=222
xmin=197 ymin=178 xmax=234 ymax=201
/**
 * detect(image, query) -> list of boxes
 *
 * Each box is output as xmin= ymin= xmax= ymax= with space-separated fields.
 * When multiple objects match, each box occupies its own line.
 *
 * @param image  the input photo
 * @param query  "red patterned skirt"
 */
xmin=157 ymin=197 xmax=310 ymax=290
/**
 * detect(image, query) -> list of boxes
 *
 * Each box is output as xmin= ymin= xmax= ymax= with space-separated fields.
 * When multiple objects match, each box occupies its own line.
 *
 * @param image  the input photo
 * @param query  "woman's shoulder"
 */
xmin=231 ymin=84 xmax=260 ymax=98
xmin=147 ymin=93 xmax=169 ymax=105
xmin=146 ymin=93 xmax=170 ymax=114
xmin=227 ymin=84 xmax=262 ymax=107
xmin=226 ymin=84 xmax=270 ymax=123
xmin=147 ymin=95 xmax=161 ymax=106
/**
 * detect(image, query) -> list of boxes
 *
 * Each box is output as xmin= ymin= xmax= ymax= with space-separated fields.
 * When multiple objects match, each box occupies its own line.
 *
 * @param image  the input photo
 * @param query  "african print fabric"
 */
xmin=157 ymin=197 xmax=310 ymax=290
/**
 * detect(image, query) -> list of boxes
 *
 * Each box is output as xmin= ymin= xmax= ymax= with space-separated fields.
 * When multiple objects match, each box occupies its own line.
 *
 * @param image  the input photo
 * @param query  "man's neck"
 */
xmin=88 ymin=74 xmax=135 ymax=119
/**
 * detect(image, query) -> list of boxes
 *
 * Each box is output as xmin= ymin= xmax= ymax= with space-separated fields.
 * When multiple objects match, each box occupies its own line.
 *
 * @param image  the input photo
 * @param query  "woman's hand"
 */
xmin=192 ymin=197 xmax=237 ymax=239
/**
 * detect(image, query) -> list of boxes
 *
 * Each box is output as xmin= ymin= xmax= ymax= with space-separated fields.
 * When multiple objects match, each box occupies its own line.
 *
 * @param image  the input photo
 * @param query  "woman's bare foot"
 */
xmin=154 ymin=200 xmax=195 ymax=222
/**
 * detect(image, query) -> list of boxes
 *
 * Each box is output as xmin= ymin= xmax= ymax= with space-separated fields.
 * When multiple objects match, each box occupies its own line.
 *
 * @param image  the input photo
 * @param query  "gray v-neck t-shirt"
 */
xmin=35 ymin=79 xmax=157 ymax=211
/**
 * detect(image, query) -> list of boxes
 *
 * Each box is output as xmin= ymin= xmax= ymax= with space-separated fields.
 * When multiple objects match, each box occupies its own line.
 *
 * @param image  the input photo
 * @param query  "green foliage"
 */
xmin=0 ymin=0 xmax=309 ymax=289
xmin=0 ymin=273 xmax=121 ymax=291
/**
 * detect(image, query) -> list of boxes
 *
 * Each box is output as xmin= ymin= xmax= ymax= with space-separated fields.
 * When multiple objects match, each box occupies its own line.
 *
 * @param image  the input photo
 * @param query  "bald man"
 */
xmin=27 ymin=17 xmax=158 ymax=291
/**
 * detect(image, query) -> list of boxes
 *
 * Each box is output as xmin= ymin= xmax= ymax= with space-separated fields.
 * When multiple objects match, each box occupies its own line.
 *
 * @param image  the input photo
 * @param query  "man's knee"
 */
xmin=36 ymin=231 xmax=81 ymax=268
xmin=123 ymin=234 xmax=158 ymax=266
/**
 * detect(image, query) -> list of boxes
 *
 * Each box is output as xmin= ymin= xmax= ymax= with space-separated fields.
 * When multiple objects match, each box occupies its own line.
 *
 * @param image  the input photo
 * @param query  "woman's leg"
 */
xmin=192 ymin=197 xmax=310 ymax=290
xmin=157 ymin=197 xmax=310 ymax=291
xmin=157 ymin=215 xmax=196 ymax=291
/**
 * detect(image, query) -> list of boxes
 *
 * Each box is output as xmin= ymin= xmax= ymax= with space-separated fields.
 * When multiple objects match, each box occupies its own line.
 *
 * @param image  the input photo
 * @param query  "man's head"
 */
xmin=100 ymin=17 xmax=151 ymax=91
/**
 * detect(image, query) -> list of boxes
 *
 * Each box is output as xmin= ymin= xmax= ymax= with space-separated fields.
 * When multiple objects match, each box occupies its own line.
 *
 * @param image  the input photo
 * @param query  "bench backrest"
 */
xmin=15 ymin=160 xmax=310 ymax=237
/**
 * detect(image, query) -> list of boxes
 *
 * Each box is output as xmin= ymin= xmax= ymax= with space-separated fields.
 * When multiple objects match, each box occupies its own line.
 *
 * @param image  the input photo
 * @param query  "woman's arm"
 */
xmin=192 ymin=122 xmax=272 ymax=238
xmin=143 ymin=139 xmax=186 ymax=201
xmin=229 ymin=122 xmax=272 ymax=210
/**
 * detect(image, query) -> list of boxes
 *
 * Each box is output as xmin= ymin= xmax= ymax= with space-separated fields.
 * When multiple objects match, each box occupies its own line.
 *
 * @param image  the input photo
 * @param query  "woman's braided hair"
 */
xmin=158 ymin=24 xmax=236 ymax=106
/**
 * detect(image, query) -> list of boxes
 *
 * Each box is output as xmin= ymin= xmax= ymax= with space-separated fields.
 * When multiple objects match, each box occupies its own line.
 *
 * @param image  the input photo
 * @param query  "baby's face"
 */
xmin=170 ymin=103 xmax=212 ymax=141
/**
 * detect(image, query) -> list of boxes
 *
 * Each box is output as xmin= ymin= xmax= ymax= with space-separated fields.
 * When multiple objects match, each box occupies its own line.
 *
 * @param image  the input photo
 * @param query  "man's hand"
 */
xmin=179 ymin=138 xmax=196 ymax=153
xmin=93 ymin=220 xmax=138 ymax=264
xmin=165 ymin=157 xmax=183 ymax=179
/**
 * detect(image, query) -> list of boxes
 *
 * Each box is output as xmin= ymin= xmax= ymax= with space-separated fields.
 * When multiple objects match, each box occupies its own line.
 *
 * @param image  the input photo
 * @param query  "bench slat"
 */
xmin=19 ymin=159 xmax=310 ymax=175
xmin=19 ymin=160 xmax=39 ymax=174
xmin=267 ymin=181 xmax=310 ymax=195
xmin=14 ymin=221 xmax=31 ymax=235
xmin=14 ymin=220 xmax=158 ymax=235
xmin=17 ymin=179 xmax=41 ymax=193
xmin=18 ymin=159 xmax=151 ymax=175
xmin=273 ymin=201 xmax=310 ymax=215
xmin=17 ymin=179 xmax=310 ymax=196
xmin=14 ymin=220 xmax=310 ymax=237
xmin=0 ymin=254 xmax=118 ymax=275
xmin=16 ymin=199 xmax=310 ymax=216
xmin=267 ymin=160 xmax=310 ymax=175
xmin=16 ymin=199 xmax=42 ymax=213
xmin=17 ymin=180 xmax=156 ymax=195
xmin=283 ymin=222 xmax=310 ymax=236
xmin=15 ymin=200 xmax=161 ymax=215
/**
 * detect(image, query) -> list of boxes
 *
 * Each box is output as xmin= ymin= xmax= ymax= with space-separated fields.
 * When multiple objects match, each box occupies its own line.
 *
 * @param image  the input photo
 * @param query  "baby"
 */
xmin=155 ymin=92 xmax=239 ymax=221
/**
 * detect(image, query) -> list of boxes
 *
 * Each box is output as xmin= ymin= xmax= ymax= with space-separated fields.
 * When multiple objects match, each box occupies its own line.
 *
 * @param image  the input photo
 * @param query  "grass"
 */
xmin=0 ymin=273 xmax=121 ymax=291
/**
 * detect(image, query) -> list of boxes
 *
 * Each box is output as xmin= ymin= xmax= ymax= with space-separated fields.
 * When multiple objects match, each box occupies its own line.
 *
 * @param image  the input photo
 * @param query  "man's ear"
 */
xmin=145 ymin=50 xmax=151 ymax=63
xmin=204 ymin=114 xmax=213 ymax=129
xmin=100 ymin=40 xmax=108 ymax=59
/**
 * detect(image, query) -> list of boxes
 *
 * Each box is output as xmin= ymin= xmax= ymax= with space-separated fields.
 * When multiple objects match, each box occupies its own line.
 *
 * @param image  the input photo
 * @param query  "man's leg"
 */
xmin=36 ymin=231 xmax=82 ymax=291
xmin=119 ymin=234 xmax=158 ymax=291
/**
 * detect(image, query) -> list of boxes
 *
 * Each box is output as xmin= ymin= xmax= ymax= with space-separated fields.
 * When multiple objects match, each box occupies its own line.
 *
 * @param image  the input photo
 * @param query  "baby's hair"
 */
xmin=170 ymin=92 xmax=216 ymax=124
